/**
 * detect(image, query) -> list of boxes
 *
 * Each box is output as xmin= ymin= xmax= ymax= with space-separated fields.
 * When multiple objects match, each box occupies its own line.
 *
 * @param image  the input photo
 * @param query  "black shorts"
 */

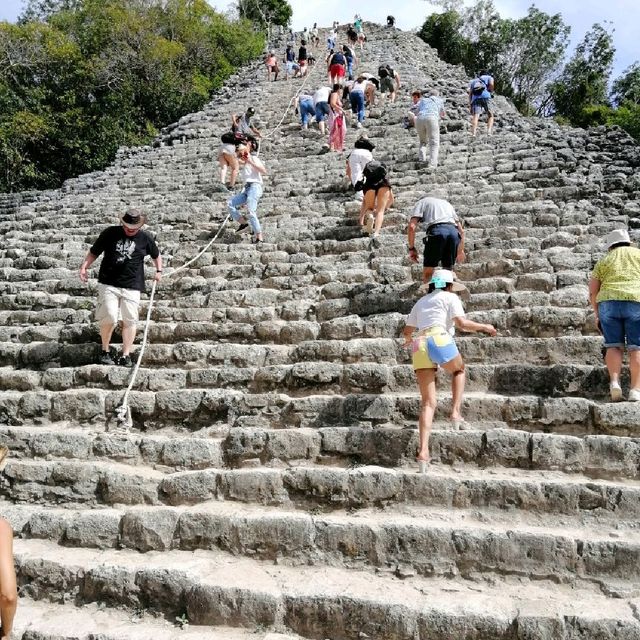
xmin=363 ymin=179 xmax=391 ymax=195
xmin=423 ymin=223 xmax=460 ymax=269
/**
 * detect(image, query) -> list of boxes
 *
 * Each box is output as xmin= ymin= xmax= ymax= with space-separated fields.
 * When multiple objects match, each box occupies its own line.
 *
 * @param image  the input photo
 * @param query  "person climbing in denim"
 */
xmin=227 ymin=144 xmax=267 ymax=244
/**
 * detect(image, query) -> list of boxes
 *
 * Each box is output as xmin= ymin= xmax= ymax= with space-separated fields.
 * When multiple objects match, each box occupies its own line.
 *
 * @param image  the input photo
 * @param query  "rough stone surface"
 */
xmin=0 ymin=20 xmax=639 ymax=640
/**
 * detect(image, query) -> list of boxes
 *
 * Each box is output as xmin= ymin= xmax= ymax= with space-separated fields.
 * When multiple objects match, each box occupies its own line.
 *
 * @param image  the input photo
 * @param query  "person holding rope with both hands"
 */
xmin=79 ymin=209 xmax=161 ymax=367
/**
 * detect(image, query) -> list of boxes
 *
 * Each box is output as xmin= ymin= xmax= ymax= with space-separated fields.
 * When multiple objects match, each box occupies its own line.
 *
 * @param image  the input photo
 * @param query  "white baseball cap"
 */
xmin=429 ymin=269 xmax=467 ymax=293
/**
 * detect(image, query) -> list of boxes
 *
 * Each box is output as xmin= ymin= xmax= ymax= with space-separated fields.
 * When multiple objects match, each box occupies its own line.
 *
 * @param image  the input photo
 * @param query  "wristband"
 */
xmin=156 ymin=270 xmax=162 ymax=273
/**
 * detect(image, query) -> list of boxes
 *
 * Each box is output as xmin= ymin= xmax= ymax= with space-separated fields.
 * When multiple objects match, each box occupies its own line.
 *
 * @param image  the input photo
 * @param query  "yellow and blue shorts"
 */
xmin=411 ymin=327 xmax=459 ymax=370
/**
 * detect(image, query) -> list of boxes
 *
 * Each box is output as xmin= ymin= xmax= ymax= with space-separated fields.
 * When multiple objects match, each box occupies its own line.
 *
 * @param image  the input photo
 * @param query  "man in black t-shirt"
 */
xmin=79 ymin=209 xmax=162 ymax=366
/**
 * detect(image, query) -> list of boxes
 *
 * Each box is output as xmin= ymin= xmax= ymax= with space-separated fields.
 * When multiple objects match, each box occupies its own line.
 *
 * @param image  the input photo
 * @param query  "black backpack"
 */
xmin=362 ymin=160 xmax=388 ymax=185
xmin=378 ymin=65 xmax=389 ymax=79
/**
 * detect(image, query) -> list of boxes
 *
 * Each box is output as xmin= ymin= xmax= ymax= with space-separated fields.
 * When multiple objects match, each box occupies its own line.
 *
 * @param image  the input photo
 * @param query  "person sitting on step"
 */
xmin=407 ymin=196 xmax=465 ymax=283
xmin=79 ymin=209 xmax=162 ymax=367
xmin=403 ymin=269 xmax=497 ymax=472
xmin=589 ymin=228 xmax=640 ymax=402
xmin=227 ymin=144 xmax=267 ymax=245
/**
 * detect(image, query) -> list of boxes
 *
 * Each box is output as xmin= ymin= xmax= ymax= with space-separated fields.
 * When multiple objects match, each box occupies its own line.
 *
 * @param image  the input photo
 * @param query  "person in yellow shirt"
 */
xmin=589 ymin=229 xmax=640 ymax=401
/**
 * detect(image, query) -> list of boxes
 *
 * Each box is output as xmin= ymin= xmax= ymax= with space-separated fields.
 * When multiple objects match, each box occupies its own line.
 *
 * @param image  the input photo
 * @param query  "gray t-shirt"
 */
xmin=412 ymin=197 xmax=459 ymax=228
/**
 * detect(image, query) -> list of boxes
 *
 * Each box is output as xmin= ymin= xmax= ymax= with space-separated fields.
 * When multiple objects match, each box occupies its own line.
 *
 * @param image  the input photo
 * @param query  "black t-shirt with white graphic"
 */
xmin=90 ymin=226 xmax=160 ymax=292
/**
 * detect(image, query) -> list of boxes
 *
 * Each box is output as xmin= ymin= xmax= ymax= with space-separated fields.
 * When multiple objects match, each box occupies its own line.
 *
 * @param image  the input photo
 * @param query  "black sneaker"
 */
xmin=98 ymin=351 xmax=115 ymax=365
xmin=118 ymin=354 xmax=133 ymax=368
xmin=236 ymin=223 xmax=249 ymax=233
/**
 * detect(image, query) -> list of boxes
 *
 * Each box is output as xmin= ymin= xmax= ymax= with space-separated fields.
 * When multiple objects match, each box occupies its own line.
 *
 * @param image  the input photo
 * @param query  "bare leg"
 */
xmin=99 ymin=322 xmax=116 ymax=352
xmin=441 ymin=355 xmax=465 ymax=421
xmin=372 ymin=187 xmax=391 ymax=234
xmin=629 ymin=350 xmax=640 ymax=389
xmin=359 ymin=190 xmax=375 ymax=225
xmin=0 ymin=519 xmax=17 ymax=640
xmin=422 ymin=266 xmax=435 ymax=283
xmin=227 ymin=155 xmax=239 ymax=187
xmin=121 ymin=323 xmax=137 ymax=357
xmin=415 ymin=368 xmax=437 ymax=461
xmin=487 ymin=114 xmax=494 ymax=134
xmin=318 ymin=121 xmax=325 ymax=135
xmin=470 ymin=113 xmax=479 ymax=136
xmin=605 ymin=347 xmax=623 ymax=384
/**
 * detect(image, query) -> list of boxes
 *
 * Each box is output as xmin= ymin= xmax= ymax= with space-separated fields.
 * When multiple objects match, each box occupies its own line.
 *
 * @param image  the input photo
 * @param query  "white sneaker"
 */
xmin=610 ymin=382 xmax=623 ymax=402
xmin=628 ymin=388 xmax=640 ymax=402
xmin=356 ymin=122 xmax=363 ymax=129
xmin=364 ymin=212 xmax=375 ymax=234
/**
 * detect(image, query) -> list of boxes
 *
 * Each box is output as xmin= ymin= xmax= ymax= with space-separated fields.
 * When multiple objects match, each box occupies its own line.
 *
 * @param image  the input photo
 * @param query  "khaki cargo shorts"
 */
xmin=95 ymin=284 xmax=140 ymax=327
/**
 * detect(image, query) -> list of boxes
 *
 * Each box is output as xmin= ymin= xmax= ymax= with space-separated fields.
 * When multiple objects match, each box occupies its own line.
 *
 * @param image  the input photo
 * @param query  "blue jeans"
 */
xmin=300 ymin=98 xmax=315 ymax=126
xmin=598 ymin=300 xmax=640 ymax=349
xmin=228 ymin=182 xmax=263 ymax=234
xmin=315 ymin=101 xmax=330 ymax=122
xmin=350 ymin=90 xmax=365 ymax=123
xmin=346 ymin=57 xmax=354 ymax=79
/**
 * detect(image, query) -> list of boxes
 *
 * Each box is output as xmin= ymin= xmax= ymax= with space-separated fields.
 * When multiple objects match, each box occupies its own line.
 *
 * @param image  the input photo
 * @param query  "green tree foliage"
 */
xmin=612 ymin=62 xmax=640 ymax=106
xmin=0 ymin=0 xmax=264 ymax=192
xmin=498 ymin=7 xmax=570 ymax=115
xmin=418 ymin=2 xmax=569 ymax=116
xmin=237 ymin=0 xmax=292 ymax=28
xmin=417 ymin=10 xmax=467 ymax=67
xmin=550 ymin=23 xmax=615 ymax=124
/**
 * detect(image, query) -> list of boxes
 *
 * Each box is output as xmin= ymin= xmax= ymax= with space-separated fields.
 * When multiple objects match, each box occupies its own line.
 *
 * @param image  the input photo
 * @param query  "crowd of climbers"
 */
xmin=0 ymin=19 xmax=629 ymax=632
xmin=72 ymin=21 xmax=640 ymax=481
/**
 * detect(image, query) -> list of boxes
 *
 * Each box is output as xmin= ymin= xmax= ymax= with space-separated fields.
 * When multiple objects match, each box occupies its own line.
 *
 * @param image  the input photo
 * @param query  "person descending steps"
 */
xmin=79 ymin=209 xmax=162 ymax=367
xmin=264 ymin=50 xmax=279 ymax=81
xmin=227 ymin=144 xmax=267 ymax=245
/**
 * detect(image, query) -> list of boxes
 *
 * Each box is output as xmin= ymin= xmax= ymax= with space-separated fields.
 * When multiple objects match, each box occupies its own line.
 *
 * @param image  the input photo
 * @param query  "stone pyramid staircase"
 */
xmin=0 ymin=21 xmax=640 ymax=640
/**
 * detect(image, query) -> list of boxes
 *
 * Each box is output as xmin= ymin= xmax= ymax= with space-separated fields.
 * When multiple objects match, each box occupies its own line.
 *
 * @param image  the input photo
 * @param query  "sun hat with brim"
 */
xmin=119 ymin=209 xmax=146 ymax=230
xmin=605 ymin=228 xmax=630 ymax=249
xmin=429 ymin=269 xmax=468 ymax=293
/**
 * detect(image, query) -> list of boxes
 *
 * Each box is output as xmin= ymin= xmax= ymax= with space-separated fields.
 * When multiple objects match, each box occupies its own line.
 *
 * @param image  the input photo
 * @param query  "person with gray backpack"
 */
xmin=469 ymin=70 xmax=495 ymax=137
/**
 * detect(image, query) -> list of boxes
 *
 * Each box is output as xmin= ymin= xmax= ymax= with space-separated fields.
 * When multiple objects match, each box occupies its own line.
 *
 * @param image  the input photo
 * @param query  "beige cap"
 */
xmin=605 ymin=228 xmax=630 ymax=249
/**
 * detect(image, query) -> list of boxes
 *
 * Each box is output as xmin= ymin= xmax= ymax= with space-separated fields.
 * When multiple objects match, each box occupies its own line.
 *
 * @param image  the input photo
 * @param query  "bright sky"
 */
xmin=1 ymin=0 xmax=636 ymax=78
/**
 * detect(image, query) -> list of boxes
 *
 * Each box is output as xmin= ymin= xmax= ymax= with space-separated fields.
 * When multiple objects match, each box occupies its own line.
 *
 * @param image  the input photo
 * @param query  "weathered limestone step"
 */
xmin=4 ymin=458 xmax=640 ymax=518
xmin=5 ymin=501 xmax=640 ymax=584
xmin=0 ymin=335 xmax=607 ymax=369
xmin=2 ymin=423 xmax=638 ymax=479
xmin=14 ymin=538 xmax=640 ymax=640
xmin=1 ymin=388 xmax=636 ymax=436
xmin=0 ymin=361 xmax=623 ymax=400
xmin=13 ymin=597 xmax=300 ymax=640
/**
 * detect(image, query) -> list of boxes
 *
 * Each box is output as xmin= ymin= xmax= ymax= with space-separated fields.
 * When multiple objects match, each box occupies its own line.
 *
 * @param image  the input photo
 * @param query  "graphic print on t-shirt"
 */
xmin=115 ymin=239 xmax=136 ymax=264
